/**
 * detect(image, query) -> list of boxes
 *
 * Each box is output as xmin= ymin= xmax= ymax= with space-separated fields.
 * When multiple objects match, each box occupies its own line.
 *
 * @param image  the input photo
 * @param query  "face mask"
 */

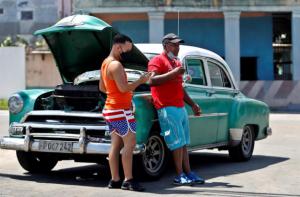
xmin=120 ymin=51 xmax=131 ymax=61
xmin=167 ymin=51 xmax=176 ymax=60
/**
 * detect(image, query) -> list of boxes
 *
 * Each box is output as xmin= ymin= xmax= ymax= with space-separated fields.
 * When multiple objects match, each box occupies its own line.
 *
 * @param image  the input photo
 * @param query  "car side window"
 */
xmin=185 ymin=58 xmax=207 ymax=86
xmin=208 ymin=61 xmax=232 ymax=88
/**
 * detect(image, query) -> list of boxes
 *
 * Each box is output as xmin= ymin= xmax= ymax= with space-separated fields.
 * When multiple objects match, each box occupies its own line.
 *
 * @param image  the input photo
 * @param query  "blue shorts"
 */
xmin=157 ymin=106 xmax=190 ymax=151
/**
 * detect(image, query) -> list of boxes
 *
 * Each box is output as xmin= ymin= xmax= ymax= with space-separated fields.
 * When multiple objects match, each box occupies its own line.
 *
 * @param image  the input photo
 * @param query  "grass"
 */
xmin=0 ymin=99 xmax=8 ymax=110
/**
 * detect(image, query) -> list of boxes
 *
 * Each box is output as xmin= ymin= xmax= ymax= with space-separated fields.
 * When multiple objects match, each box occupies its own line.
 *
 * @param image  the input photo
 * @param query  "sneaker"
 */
xmin=186 ymin=171 xmax=205 ymax=184
xmin=173 ymin=173 xmax=193 ymax=186
xmin=108 ymin=179 xmax=122 ymax=189
xmin=121 ymin=179 xmax=145 ymax=191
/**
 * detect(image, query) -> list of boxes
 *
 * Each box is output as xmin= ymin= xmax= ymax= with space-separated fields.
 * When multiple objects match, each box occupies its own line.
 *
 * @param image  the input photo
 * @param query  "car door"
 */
xmin=183 ymin=57 xmax=219 ymax=147
xmin=206 ymin=59 xmax=237 ymax=143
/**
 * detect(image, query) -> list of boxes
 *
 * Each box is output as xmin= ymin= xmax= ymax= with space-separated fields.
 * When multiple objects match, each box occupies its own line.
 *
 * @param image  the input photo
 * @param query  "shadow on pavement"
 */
xmin=0 ymin=151 xmax=290 ymax=195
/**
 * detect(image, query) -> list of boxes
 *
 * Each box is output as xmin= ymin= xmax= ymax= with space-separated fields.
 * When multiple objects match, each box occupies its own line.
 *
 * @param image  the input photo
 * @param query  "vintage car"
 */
xmin=0 ymin=15 xmax=272 ymax=179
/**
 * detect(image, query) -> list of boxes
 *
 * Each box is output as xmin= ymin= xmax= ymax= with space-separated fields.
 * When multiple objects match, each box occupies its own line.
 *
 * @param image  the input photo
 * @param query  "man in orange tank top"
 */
xmin=99 ymin=34 xmax=151 ymax=191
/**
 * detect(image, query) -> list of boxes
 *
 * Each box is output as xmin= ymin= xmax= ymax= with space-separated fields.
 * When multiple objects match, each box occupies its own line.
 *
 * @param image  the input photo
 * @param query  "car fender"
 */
xmin=9 ymin=89 xmax=53 ymax=124
xmin=133 ymin=93 xmax=157 ymax=144
xmin=229 ymin=96 xmax=270 ymax=141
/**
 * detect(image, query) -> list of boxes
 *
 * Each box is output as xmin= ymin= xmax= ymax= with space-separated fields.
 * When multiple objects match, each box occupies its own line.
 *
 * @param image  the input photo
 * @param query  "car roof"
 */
xmin=135 ymin=43 xmax=226 ymax=65
xmin=135 ymin=43 xmax=238 ymax=89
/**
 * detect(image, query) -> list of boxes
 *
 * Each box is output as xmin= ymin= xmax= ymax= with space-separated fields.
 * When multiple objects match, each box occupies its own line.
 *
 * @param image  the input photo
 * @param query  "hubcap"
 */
xmin=242 ymin=126 xmax=253 ymax=155
xmin=142 ymin=135 xmax=165 ymax=174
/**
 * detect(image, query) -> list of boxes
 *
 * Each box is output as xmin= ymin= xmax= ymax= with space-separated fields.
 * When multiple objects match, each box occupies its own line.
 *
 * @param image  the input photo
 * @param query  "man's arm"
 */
xmin=183 ymin=89 xmax=201 ymax=116
xmin=148 ymin=66 xmax=185 ymax=86
xmin=110 ymin=61 xmax=151 ymax=93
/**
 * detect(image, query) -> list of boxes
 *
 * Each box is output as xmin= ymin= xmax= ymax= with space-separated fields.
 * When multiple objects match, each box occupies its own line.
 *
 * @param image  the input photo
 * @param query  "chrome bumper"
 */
xmin=0 ymin=127 xmax=146 ymax=155
xmin=266 ymin=127 xmax=272 ymax=136
xmin=0 ymin=137 xmax=145 ymax=155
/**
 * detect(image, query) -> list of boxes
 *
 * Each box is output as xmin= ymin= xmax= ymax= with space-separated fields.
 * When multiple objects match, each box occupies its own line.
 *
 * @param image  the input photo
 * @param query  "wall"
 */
xmin=112 ymin=20 xmax=149 ymax=43
xmin=165 ymin=18 xmax=225 ymax=56
xmin=240 ymin=16 xmax=273 ymax=80
xmin=26 ymin=51 xmax=62 ymax=88
xmin=0 ymin=47 xmax=25 ymax=98
xmin=110 ymin=14 xmax=273 ymax=80
xmin=240 ymin=80 xmax=300 ymax=111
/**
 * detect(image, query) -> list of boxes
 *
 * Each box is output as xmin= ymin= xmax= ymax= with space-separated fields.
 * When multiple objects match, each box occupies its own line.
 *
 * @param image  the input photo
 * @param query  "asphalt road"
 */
xmin=0 ymin=111 xmax=300 ymax=197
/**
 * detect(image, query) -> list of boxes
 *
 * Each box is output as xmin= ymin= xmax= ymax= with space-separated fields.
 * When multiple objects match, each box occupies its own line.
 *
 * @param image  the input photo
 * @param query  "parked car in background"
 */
xmin=0 ymin=15 xmax=272 ymax=179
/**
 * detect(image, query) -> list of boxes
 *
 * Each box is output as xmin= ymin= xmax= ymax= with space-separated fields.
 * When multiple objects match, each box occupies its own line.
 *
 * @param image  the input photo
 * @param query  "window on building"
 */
xmin=241 ymin=57 xmax=257 ymax=81
xmin=185 ymin=58 xmax=207 ymax=86
xmin=21 ymin=11 xmax=33 ymax=20
xmin=0 ymin=8 xmax=4 ymax=15
xmin=273 ymin=13 xmax=292 ymax=80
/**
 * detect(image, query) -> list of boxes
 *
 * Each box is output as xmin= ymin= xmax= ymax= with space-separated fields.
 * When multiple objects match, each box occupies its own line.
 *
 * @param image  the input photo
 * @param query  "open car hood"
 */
xmin=34 ymin=15 xmax=148 ymax=82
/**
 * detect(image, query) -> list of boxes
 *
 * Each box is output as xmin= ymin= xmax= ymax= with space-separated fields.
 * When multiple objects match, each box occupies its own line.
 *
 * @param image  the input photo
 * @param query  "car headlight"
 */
xmin=8 ymin=94 xmax=24 ymax=114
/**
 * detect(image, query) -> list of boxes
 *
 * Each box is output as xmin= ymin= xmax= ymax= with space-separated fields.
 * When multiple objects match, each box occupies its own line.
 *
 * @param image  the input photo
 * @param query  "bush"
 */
xmin=0 ymin=99 xmax=8 ymax=110
xmin=0 ymin=35 xmax=29 ymax=47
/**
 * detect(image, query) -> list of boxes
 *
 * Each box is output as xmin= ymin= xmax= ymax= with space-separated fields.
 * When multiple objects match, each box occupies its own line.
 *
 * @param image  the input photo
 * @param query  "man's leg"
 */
xmin=109 ymin=132 xmax=123 ymax=181
xmin=121 ymin=131 xmax=136 ymax=180
xmin=182 ymin=145 xmax=191 ymax=174
xmin=172 ymin=147 xmax=183 ymax=175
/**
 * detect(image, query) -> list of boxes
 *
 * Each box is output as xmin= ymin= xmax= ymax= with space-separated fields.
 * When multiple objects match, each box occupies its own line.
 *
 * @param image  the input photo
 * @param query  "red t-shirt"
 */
xmin=148 ymin=52 xmax=184 ymax=109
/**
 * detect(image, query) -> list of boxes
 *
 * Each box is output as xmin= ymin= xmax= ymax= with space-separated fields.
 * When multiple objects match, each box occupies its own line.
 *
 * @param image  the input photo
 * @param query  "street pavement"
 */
xmin=0 ymin=111 xmax=300 ymax=197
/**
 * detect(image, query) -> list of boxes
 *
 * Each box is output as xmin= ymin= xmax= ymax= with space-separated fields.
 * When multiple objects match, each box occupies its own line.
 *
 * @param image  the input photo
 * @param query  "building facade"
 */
xmin=0 ymin=0 xmax=72 ymax=42
xmin=74 ymin=0 xmax=300 ymax=82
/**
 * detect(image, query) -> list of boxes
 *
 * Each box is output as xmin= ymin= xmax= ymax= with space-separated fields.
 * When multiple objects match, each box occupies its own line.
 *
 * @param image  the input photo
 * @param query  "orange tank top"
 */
xmin=101 ymin=57 xmax=132 ymax=109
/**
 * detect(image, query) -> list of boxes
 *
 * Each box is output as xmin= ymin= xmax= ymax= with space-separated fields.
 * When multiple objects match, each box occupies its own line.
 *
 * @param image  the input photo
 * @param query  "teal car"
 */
xmin=0 ymin=15 xmax=271 ymax=179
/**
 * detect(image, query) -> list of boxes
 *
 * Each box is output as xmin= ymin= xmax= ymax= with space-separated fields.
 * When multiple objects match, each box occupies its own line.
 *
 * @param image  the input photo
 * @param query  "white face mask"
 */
xmin=167 ymin=51 xmax=177 ymax=60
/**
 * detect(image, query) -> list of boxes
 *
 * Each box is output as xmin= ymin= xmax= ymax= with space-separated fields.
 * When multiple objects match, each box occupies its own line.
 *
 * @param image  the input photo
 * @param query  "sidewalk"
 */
xmin=0 ymin=110 xmax=9 ymax=115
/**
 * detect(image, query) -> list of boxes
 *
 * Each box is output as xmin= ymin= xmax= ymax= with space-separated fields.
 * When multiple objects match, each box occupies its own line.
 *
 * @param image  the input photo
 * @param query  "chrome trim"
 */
xmin=29 ymin=133 xmax=80 ymax=139
xmin=266 ymin=127 xmax=272 ymax=136
xmin=21 ymin=110 xmax=103 ymax=123
xmin=30 ymin=133 xmax=80 ymax=139
xmin=152 ymin=113 xmax=228 ymax=122
xmin=188 ymin=113 xmax=228 ymax=119
xmin=12 ymin=122 xmax=108 ymax=131
xmin=0 ymin=137 xmax=146 ymax=155
xmin=229 ymin=128 xmax=243 ymax=146
xmin=79 ymin=127 xmax=86 ymax=154
xmin=24 ymin=126 xmax=31 ymax=152
xmin=188 ymin=141 xmax=228 ymax=152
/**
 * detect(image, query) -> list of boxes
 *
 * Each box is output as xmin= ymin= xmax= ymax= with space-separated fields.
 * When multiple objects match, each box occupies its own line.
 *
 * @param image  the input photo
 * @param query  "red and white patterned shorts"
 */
xmin=102 ymin=109 xmax=136 ymax=137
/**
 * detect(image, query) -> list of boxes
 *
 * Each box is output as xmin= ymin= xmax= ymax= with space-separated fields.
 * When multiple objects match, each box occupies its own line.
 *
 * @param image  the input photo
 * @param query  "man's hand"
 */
xmin=173 ymin=66 xmax=185 ymax=75
xmin=138 ymin=72 xmax=153 ymax=84
xmin=192 ymin=103 xmax=201 ymax=116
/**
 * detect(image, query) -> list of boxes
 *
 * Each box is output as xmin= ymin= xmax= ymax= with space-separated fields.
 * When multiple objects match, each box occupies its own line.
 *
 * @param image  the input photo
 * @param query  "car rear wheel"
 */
xmin=228 ymin=125 xmax=255 ymax=161
xmin=135 ymin=133 xmax=170 ymax=179
xmin=16 ymin=151 xmax=58 ymax=173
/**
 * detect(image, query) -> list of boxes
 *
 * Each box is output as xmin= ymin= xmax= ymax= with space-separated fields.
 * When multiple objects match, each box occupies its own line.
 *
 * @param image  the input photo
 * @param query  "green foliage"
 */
xmin=34 ymin=38 xmax=48 ymax=50
xmin=0 ymin=99 xmax=8 ymax=110
xmin=0 ymin=35 xmax=29 ymax=47
xmin=0 ymin=36 xmax=13 ymax=47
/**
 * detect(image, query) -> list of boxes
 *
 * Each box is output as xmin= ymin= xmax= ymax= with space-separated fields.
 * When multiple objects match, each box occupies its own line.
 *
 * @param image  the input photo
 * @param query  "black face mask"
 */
xmin=120 ymin=51 xmax=131 ymax=61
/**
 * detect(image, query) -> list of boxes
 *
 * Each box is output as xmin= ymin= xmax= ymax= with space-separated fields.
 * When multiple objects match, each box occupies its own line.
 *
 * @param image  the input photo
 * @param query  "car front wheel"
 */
xmin=16 ymin=151 xmax=58 ymax=173
xmin=228 ymin=125 xmax=255 ymax=161
xmin=135 ymin=133 xmax=170 ymax=179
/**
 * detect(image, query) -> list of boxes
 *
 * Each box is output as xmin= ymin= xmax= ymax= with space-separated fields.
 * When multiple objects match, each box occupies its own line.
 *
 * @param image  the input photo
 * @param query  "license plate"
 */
xmin=38 ymin=140 xmax=74 ymax=153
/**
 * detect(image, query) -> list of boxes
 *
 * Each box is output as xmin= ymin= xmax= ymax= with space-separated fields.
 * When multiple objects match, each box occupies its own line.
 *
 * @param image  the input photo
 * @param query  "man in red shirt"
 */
xmin=148 ymin=33 xmax=205 ymax=185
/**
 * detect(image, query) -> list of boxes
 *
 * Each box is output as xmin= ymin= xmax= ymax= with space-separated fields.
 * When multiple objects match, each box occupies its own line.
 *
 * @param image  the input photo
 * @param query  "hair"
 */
xmin=113 ymin=34 xmax=132 ymax=44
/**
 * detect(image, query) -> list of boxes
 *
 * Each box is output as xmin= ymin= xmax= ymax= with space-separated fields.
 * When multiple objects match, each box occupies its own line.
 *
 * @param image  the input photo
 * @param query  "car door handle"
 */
xmin=206 ymin=89 xmax=215 ymax=96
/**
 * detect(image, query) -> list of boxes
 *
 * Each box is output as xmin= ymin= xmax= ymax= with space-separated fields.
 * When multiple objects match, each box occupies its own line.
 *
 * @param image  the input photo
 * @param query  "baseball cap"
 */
xmin=162 ymin=33 xmax=184 ymax=44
